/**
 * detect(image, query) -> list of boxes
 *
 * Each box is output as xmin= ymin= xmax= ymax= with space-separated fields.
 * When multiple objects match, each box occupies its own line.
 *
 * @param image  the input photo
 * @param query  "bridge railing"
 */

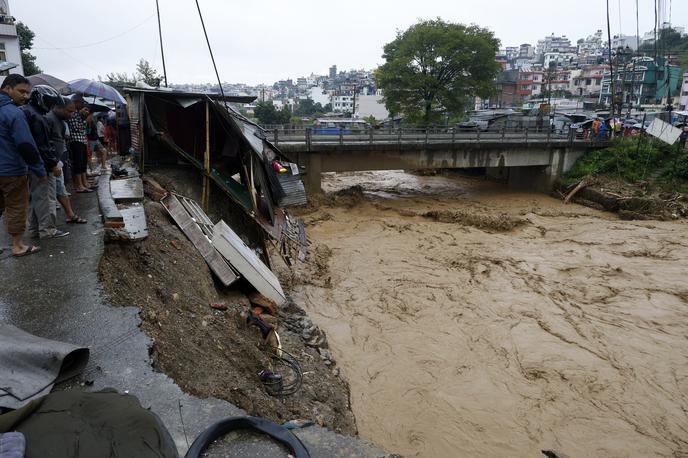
xmin=263 ymin=126 xmax=612 ymax=149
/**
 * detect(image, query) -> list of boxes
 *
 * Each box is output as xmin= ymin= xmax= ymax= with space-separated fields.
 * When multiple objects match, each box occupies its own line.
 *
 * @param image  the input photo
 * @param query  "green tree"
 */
xmin=136 ymin=58 xmax=161 ymax=87
xmin=254 ymin=101 xmax=291 ymax=125
xmin=16 ymin=22 xmax=41 ymax=76
xmin=375 ymin=19 xmax=500 ymax=126
xmin=102 ymin=72 xmax=136 ymax=86
xmin=293 ymin=98 xmax=325 ymax=117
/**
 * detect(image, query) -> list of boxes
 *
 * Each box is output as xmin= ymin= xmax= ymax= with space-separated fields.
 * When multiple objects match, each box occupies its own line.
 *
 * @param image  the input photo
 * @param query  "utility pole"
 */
xmin=155 ymin=0 xmax=168 ymax=87
xmin=351 ymin=84 xmax=357 ymax=118
xmin=606 ymin=0 xmax=615 ymax=112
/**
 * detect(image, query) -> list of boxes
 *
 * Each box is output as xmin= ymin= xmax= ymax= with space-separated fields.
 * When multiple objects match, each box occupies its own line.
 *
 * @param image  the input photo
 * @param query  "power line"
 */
xmin=194 ymin=0 xmax=227 ymax=104
xmin=34 ymin=14 xmax=155 ymax=50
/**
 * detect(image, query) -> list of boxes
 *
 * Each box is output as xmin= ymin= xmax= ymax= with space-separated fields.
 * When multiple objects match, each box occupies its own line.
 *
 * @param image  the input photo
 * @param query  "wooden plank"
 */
xmin=212 ymin=220 xmax=286 ymax=305
xmin=110 ymin=178 xmax=144 ymax=202
xmin=119 ymin=204 xmax=148 ymax=241
xmin=161 ymin=194 xmax=239 ymax=287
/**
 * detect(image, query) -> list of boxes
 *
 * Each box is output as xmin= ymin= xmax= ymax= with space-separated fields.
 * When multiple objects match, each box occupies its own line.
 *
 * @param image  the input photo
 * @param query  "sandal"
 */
xmin=67 ymin=215 xmax=87 ymax=224
xmin=76 ymin=188 xmax=95 ymax=193
xmin=13 ymin=246 xmax=41 ymax=257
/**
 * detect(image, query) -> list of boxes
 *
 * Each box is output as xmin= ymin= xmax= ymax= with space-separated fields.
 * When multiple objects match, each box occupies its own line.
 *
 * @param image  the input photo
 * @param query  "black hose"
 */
xmin=184 ymin=416 xmax=310 ymax=458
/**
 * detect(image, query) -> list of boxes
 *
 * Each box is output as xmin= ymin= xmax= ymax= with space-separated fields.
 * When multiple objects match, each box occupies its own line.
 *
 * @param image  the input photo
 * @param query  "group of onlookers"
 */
xmin=0 ymin=74 xmax=115 ymax=257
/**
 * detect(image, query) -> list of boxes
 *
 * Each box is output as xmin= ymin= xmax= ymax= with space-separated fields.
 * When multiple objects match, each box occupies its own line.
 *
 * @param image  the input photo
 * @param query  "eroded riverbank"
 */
xmin=287 ymin=171 xmax=688 ymax=457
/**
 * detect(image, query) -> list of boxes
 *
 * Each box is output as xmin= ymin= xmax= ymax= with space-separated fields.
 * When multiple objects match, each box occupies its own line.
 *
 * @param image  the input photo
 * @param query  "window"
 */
xmin=0 ymin=42 xmax=5 ymax=62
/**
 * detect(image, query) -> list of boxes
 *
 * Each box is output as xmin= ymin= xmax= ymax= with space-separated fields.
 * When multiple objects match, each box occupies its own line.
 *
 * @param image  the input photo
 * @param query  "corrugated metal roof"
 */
xmin=123 ymin=87 xmax=256 ymax=104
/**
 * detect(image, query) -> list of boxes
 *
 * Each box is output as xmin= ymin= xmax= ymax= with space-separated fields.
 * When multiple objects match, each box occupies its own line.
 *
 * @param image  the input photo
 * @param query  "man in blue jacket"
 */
xmin=0 ymin=74 xmax=45 ymax=256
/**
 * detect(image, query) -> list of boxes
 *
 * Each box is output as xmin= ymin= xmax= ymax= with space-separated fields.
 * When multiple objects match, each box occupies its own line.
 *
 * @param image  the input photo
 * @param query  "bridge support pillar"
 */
xmin=486 ymin=166 xmax=508 ymax=182
xmin=508 ymin=148 xmax=584 ymax=192
xmin=302 ymin=153 xmax=323 ymax=194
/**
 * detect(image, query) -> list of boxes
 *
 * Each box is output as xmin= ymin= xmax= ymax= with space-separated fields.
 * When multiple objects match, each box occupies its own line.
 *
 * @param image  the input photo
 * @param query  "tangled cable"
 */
xmin=260 ymin=346 xmax=303 ymax=396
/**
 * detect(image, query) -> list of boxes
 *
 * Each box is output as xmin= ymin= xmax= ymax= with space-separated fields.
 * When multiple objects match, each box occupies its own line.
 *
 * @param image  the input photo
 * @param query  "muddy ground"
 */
xmin=99 ymin=200 xmax=357 ymax=435
xmin=283 ymin=170 xmax=688 ymax=457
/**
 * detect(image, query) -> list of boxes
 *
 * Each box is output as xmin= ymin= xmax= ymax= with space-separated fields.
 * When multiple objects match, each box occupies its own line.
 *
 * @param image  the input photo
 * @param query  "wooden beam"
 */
xmin=202 ymin=100 xmax=211 ymax=211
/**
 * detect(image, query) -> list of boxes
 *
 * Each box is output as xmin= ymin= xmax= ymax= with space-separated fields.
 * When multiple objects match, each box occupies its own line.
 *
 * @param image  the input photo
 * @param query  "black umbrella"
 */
xmin=27 ymin=73 xmax=68 ymax=92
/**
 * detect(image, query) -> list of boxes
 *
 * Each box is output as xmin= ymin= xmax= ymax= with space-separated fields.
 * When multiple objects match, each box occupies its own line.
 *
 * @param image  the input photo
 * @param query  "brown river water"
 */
xmin=288 ymin=171 xmax=688 ymax=458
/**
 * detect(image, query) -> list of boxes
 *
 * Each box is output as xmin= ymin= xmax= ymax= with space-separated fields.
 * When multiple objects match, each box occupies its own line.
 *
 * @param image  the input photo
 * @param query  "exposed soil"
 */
xmin=99 ymin=200 xmax=357 ymax=435
xmin=286 ymin=170 xmax=688 ymax=457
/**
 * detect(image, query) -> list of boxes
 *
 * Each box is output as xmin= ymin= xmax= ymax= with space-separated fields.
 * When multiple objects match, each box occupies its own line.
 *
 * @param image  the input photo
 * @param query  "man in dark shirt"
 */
xmin=66 ymin=94 xmax=92 ymax=192
xmin=21 ymin=85 xmax=69 ymax=239
xmin=0 ymin=74 xmax=45 ymax=256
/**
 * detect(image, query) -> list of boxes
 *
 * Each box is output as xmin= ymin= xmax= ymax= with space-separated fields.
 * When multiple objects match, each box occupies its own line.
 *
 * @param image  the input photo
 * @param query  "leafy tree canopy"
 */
xmin=101 ymin=58 xmax=161 ymax=87
xmin=375 ymin=19 xmax=500 ymax=126
xmin=136 ymin=59 xmax=162 ymax=87
xmin=16 ymin=22 xmax=41 ymax=76
xmin=254 ymin=101 xmax=291 ymax=125
xmin=293 ymin=98 xmax=325 ymax=118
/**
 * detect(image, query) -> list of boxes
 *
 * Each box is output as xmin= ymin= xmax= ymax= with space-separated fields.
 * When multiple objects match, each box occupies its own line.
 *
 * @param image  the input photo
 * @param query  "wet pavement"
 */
xmin=0 ymin=190 xmax=385 ymax=457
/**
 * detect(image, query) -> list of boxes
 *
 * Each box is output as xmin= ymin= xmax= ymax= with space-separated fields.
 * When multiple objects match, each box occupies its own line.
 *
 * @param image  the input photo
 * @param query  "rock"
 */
xmin=318 ymin=349 xmax=333 ymax=361
xmin=201 ymin=320 xmax=208 ymax=327
xmin=172 ymin=293 xmax=179 ymax=301
xmin=331 ymin=368 xmax=340 ymax=377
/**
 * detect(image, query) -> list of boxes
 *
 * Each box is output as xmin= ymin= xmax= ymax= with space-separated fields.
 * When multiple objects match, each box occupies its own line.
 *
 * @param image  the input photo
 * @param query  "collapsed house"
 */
xmin=122 ymin=88 xmax=308 ymax=300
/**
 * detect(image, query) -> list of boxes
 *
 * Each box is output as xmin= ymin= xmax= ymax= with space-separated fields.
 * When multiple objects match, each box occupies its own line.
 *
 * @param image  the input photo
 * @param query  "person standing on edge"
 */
xmin=45 ymin=97 xmax=86 ymax=224
xmin=66 ymin=94 xmax=93 ymax=193
xmin=0 ymin=74 xmax=44 ymax=257
xmin=21 ymin=85 xmax=69 ymax=239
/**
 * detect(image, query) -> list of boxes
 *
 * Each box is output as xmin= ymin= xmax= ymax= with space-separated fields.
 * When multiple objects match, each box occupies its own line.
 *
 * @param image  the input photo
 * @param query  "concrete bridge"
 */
xmin=266 ymin=128 xmax=610 ymax=193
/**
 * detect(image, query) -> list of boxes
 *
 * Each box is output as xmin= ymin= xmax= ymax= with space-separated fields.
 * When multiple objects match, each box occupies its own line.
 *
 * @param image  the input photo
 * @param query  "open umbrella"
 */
xmin=27 ymin=73 xmax=68 ymax=92
xmin=66 ymin=79 xmax=126 ymax=105
xmin=87 ymin=99 xmax=112 ymax=113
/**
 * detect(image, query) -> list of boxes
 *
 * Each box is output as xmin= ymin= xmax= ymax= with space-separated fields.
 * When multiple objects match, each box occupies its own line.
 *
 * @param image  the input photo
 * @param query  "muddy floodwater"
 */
xmin=290 ymin=171 xmax=688 ymax=457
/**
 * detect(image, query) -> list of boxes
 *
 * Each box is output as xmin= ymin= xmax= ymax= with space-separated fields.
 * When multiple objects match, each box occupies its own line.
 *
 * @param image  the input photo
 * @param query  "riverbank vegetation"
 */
xmin=564 ymin=137 xmax=688 ymax=191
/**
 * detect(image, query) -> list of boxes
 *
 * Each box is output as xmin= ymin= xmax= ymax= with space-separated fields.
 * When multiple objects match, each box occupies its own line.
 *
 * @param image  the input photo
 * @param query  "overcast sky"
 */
xmin=13 ymin=0 xmax=688 ymax=86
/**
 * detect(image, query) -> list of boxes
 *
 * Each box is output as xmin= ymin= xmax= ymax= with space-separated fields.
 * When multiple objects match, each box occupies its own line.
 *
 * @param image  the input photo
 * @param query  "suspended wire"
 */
xmin=194 ymin=0 xmax=227 ymax=107
xmin=34 ymin=13 xmax=156 ymax=50
xmin=34 ymin=35 xmax=101 ymax=75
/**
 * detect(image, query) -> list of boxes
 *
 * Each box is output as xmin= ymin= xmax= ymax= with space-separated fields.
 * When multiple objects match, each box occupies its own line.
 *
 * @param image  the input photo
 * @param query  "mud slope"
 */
xmin=290 ymin=171 xmax=688 ymax=457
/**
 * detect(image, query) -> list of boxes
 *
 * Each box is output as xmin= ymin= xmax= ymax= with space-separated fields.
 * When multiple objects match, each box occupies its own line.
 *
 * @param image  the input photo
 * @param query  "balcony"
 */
xmin=0 ymin=23 xmax=16 ymax=37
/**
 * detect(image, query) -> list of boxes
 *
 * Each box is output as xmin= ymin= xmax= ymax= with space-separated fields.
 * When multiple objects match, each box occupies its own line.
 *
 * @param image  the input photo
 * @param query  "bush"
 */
xmin=565 ymin=137 xmax=673 ymax=183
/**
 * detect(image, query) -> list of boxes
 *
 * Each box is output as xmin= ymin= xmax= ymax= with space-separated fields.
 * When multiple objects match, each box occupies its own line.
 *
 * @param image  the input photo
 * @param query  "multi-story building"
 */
xmin=679 ymin=71 xmax=688 ymax=110
xmin=329 ymin=65 xmax=337 ymax=79
xmin=517 ymin=69 xmax=544 ymax=99
xmin=331 ymin=94 xmax=354 ymax=112
xmin=536 ymin=34 xmax=576 ymax=58
xmin=611 ymin=34 xmax=639 ymax=51
xmin=519 ymin=43 xmax=535 ymax=58
xmin=543 ymin=52 xmax=577 ymax=68
xmin=0 ymin=0 xmax=24 ymax=80
xmin=571 ymin=65 xmax=608 ymax=98
xmin=577 ymin=30 xmax=604 ymax=56
xmin=599 ymin=56 xmax=682 ymax=108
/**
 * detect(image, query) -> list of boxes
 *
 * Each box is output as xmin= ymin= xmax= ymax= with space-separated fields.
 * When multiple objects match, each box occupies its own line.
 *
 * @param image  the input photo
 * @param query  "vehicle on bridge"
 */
xmin=312 ymin=118 xmax=370 ymax=134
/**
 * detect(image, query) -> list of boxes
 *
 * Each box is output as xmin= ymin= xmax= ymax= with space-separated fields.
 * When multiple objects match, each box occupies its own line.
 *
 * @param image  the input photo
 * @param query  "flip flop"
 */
xmin=67 ymin=215 xmax=88 ymax=224
xmin=13 ymin=246 xmax=41 ymax=258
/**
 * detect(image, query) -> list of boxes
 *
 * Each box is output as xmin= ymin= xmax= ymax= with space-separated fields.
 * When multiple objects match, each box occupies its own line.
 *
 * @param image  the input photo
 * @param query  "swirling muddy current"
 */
xmin=287 ymin=171 xmax=688 ymax=457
